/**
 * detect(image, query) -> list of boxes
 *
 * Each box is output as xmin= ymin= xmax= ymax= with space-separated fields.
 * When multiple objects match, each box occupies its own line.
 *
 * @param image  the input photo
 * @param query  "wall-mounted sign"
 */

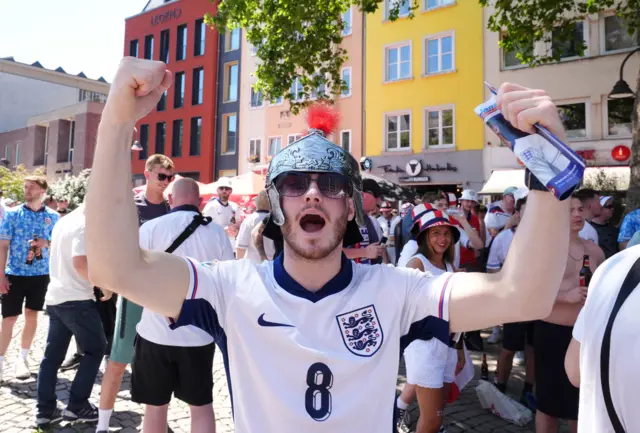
xmin=576 ymin=150 xmax=596 ymax=160
xmin=399 ymin=176 xmax=431 ymax=183
xmin=151 ymin=8 xmax=182 ymax=26
xmin=611 ymin=145 xmax=631 ymax=162
xmin=380 ymin=160 xmax=458 ymax=176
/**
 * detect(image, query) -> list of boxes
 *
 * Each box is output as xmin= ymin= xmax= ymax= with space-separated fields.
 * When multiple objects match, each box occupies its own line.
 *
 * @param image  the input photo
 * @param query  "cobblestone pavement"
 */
xmin=0 ymin=315 xmax=569 ymax=432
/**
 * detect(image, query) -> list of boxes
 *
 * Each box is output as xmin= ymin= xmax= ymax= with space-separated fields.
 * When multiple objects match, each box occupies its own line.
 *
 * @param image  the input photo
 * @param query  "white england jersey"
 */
xmin=171 ymin=254 xmax=454 ymax=432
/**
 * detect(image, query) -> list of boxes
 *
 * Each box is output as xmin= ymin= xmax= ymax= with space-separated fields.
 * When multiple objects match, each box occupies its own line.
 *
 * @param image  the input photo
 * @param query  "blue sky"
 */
xmin=0 ymin=0 xmax=148 ymax=82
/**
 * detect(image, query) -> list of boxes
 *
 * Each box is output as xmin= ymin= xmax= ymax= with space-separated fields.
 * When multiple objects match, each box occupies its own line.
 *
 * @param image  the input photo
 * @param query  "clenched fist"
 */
xmin=102 ymin=57 xmax=173 ymax=125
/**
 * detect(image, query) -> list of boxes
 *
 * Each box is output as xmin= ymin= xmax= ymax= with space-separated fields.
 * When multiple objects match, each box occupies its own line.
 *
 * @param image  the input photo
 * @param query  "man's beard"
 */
xmin=282 ymin=203 xmax=349 ymax=261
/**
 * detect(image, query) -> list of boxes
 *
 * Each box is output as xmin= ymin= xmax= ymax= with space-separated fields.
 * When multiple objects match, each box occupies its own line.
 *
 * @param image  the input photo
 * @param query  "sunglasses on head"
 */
xmin=275 ymin=172 xmax=352 ymax=199
xmin=156 ymin=173 xmax=174 ymax=182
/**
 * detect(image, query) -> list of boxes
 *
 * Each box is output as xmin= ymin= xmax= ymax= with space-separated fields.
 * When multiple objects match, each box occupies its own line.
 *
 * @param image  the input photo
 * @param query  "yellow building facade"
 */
xmin=364 ymin=0 xmax=485 ymax=193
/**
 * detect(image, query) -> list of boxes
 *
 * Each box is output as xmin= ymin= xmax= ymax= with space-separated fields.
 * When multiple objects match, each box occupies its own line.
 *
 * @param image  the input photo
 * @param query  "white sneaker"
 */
xmin=514 ymin=351 xmax=525 ymax=366
xmin=15 ymin=357 xmax=31 ymax=380
xmin=487 ymin=327 xmax=502 ymax=344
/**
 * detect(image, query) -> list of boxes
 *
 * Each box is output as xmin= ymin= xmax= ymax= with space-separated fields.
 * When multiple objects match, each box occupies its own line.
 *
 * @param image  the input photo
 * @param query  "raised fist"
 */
xmin=102 ymin=57 xmax=172 ymax=125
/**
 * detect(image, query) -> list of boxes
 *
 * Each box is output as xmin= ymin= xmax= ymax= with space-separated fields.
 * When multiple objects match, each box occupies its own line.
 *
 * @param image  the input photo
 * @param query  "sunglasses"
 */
xmin=155 ymin=173 xmax=174 ymax=182
xmin=275 ymin=172 xmax=352 ymax=199
xmin=218 ymin=187 xmax=232 ymax=192
xmin=603 ymin=205 xmax=614 ymax=209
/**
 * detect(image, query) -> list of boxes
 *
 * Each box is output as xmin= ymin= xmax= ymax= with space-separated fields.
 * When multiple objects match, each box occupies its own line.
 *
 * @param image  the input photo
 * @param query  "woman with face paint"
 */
xmin=396 ymin=208 xmax=462 ymax=433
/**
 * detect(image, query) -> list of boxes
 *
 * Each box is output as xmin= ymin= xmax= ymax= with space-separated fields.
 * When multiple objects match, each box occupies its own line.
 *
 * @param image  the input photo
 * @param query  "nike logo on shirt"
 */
xmin=257 ymin=313 xmax=294 ymax=328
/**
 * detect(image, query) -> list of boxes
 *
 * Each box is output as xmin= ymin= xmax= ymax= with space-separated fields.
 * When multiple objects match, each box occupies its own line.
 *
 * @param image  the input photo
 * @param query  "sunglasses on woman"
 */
xmin=275 ymin=172 xmax=352 ymax=199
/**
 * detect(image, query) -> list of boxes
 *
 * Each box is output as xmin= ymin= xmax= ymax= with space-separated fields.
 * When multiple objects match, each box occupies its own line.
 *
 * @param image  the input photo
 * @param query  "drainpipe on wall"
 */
xmin=212 ymin=31 xmax=221 ymax=182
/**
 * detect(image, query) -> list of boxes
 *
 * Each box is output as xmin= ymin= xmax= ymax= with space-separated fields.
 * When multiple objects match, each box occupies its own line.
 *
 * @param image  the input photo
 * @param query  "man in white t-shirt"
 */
xmin=377 ymin=201 xmax=401 ymax=265
xmin=132 ymin=178 xmax=233 ymax=433
xmin=565 ymin=246 xmax=640 ymax=432
xmin=87 ymin=60 xmax=576 ymax=433
xmin=236 ymin=191 xmax=275 ymax=263
xmin=485 ymin=187 xmax=516 ymax=232
xmin=202 ymin=177 xmax=241 ymax=250
xmin=35 ymin=205 xmax=109 ymax=428
xmin=573 ymin=188 xmax=601 ymax=244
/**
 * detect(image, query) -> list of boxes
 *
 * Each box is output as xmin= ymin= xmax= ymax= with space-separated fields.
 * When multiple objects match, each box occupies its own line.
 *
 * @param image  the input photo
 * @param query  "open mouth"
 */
xmin=300 ymin=214 xmax=326 ymax=233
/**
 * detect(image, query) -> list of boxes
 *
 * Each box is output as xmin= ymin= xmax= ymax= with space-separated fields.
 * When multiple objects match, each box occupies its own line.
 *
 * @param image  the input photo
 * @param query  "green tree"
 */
xmin=479 ymin=0 xmax=640 ymax=210
xmin=0 ymin=165 xmax=46 ymax=203
xmin=205 ymin=0 xmax=417 ymax=114
xmin=583 ymin=168 xmax=621 ymax=192
xmin=50 ymin=169 xmax=91 ymax=210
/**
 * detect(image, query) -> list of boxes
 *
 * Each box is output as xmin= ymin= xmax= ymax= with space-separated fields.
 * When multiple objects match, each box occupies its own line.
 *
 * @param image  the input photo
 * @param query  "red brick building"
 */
xmin=125 ymin=0 xmax=219 ymax=183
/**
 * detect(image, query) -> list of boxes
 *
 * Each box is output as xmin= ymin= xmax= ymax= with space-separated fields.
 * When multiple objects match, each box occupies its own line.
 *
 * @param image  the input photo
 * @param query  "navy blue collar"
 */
xmin=256 ymin=210 xmax=269 ymax=214
xmin=273 ymin=253 xmax=353 ymax=303
xmin=170 ymin=204 xmax=201 ymax=214
xmin=213 ymin=198 xmax=229 ymax=207
xmin=22 ymin=204 xmax=45 ymax=213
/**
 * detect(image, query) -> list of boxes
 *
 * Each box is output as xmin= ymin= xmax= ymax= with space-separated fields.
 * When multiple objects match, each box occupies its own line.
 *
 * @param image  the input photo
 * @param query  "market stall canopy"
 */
xmin=361 ymin=171 xmax=416 ymax=202
xmin=200 ymin=171 xmax=266 ymax=206
xmin=480 ymin=167 xmax=630 ymax=194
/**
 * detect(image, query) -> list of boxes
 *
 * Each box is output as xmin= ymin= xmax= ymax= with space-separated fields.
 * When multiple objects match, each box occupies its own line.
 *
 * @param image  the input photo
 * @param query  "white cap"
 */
xmin=514 ymin=187 xmax=529 ymax=201
xmin=485 ymin=213 xmax=504 ymax=230
xmin=460 ymin=189 xmax=478 ymax=203
xmin=600 ymin=196 xmax=612 ymax=207
xmin=217 ymin=177 xmax=232 ymax=189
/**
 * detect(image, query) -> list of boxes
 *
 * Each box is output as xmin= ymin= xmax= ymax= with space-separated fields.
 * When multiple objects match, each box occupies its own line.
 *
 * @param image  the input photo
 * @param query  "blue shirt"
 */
xmin=618 ymin=209 xmax=640 ymax=243
xmin=0 ymin=204 xmax=60 ymax=276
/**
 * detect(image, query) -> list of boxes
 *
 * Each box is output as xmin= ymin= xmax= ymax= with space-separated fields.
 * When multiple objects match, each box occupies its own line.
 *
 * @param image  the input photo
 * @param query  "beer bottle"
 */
xmin=35 ymin=235 xmax=43 ymax=261
xmin=579 ymin=255 xmax=592 ymax=287
xmin=25 ymin=235 xmax=37 ymax=265
xmin=481 ymin=353 xmax=489 ymax=381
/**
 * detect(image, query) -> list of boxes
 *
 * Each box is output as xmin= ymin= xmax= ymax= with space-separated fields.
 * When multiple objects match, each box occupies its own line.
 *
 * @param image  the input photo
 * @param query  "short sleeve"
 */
xmin=170 ymin=258 xmax=238 ymax=339
xmin=236 ymin=218 xmax=252 ymax=249
xmin=618 ymin=212 xmax=639 ymax=242
xmin=486 ymin=236 xmax=503 ymax=270
xmin=45 ymin=213 xmax=60 ymax=240
xmin=401 ymin=268 xmax=454 ymax=346
xmin=397 ymin=240 xmax=419 ymax=268
xmin=0 ymin=211 xmax=13 ymax=241
xmin=71 ymin=224 xmax=86 ymax=257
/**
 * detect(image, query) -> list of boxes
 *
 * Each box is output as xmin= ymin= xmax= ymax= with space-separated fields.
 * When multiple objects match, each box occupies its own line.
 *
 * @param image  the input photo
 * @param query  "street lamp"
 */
xmin=131 ymin=127 xmax=143 ymax=151
xmin=609 ymin=47 xmax=640 ymax=99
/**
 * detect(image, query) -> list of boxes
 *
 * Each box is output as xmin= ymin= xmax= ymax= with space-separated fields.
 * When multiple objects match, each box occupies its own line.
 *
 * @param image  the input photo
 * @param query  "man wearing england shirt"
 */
xmin=131 ymin=178 xmax=233 ymax=433
xmin=377 ymin=201 xmax=401 ymax=265
xmin=236 ymin=191 xmax=275 ymax=263
xmin=86 ymin=59 xmax=576 ymax=433
xmin=203 ymin=177 xmax=241 ymax=250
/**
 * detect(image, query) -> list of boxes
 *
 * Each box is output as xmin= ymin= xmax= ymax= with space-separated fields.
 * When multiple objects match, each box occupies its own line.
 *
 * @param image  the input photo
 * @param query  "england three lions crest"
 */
xmin=336 ymin=305 xmax=383 ymax=357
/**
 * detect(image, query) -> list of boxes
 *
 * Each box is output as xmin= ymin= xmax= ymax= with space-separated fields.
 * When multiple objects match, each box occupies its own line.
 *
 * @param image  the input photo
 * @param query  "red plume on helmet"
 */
xmin=304 ymin=103 xmax=340 ymax=138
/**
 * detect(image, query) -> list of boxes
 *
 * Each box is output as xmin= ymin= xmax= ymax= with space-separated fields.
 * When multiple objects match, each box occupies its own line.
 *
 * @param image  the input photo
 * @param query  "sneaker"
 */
xmin=63 ymin=402 xmax=99 ymax=423
xmin=397 ymin=407 xmax=411 ymax=433
xmin=520 ymin=391 xmax=537 ymax=412
xmin=35 ymin=408 xmax=63 ymax=428
xmin=15 ymin=357 xmax=31 ymax=380
xmin=60 ymin=353 xmax=83 ymax=372
xmin=514 ymin=351 xmax=525 ymax=366
xmin=487 ymin=327 xmax=502 ymax=344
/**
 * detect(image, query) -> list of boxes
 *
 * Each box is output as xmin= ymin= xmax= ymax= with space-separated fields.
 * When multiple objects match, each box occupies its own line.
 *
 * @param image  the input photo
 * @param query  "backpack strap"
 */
xmin=600 ymin=256 xmax=640 ymax=433
xmin=165 ymin=214 xmax=212 ymax=254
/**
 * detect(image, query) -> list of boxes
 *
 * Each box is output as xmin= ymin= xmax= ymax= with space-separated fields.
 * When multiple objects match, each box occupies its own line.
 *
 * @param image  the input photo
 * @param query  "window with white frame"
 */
xmin=250 ymin=86 xmax=264 ymax=108
xmin=603 ymin=14 xmax=639 ymax=53
xmin=385 ymin=112 xmax=411 ymax=150
xmin=288 ymin=134 xmax=302 ymax=145
xmin=270 ymin=95 xmax=284 ymax=105
xmin=385 ymin=43 xmax=411 ymax=81
xmin=249 ymin=138 xmax=262 ymax=161
xmin=552 ymin=22 xmax=587 ymax=59
xmin=607 ymin=98 xmax=633 ymax=137
xmin=342 ymin=7 xmax=352 ymax=36
xmin=268 ymin=137 xmax=282 ymax=156
xmin=425 ymin=107 xmax=454 ymax=148
xmin=340 ymin=130 xmax=351 ymax=152
xmin=557 ymin=102 xmax=588 ymax=139
xmin=502 ymin=33 xmax=533 ymax=68
xmin=341 ymin=67 xmax=352 ymax=97
xmin=425 ymin=33 xmax=454 ymax=74
xmin=290 ymin=77 xmax=304 ymax=101
xmin=425 ymin=0 xmax=454 ymax=10
xmin=386 ymin=0 xmax=410 ymax=19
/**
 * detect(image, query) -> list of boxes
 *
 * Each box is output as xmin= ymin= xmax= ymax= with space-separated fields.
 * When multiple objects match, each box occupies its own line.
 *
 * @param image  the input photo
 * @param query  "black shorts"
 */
xmin=503 ymin=320 xmax=535 ymax=352
xmin=534 ymin=321 xmax=579 ymax=420
xmin=131 ymin=336 xmax=215 ymax=406
xmin=1 ymin=275 xmax=50 ymax=318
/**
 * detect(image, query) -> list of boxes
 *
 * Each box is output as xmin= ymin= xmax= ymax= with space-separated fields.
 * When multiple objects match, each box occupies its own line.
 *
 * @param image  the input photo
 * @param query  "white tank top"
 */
xmin=410 ymin=253 xmax=453 ymax=276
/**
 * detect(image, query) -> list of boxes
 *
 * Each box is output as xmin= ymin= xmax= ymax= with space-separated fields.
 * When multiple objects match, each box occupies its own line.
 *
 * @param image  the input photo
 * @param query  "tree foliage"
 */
xmin=50 ymin=169 xmax=91 ymax=210
xmin=583 ymin=168 xmax=620 ymax=192
xmin=205 ymin=0 xmax=416 ymax=113
xmin=480 ymin=0 xmax=640 ymax=66
xmin=0 ymin=165 xmax=46 ymax=203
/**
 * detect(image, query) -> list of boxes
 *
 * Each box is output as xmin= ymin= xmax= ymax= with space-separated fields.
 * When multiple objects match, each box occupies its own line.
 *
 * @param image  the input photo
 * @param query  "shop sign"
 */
xmin=399 ymin=176 xmax=432 ymax=183
xmin=611 ymin=145 xmax=631 ymax=162
xmin=151 ymin=8 xmax=182 ymax=26
xmin=379 ymin=159 xmax=458 ymax=176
